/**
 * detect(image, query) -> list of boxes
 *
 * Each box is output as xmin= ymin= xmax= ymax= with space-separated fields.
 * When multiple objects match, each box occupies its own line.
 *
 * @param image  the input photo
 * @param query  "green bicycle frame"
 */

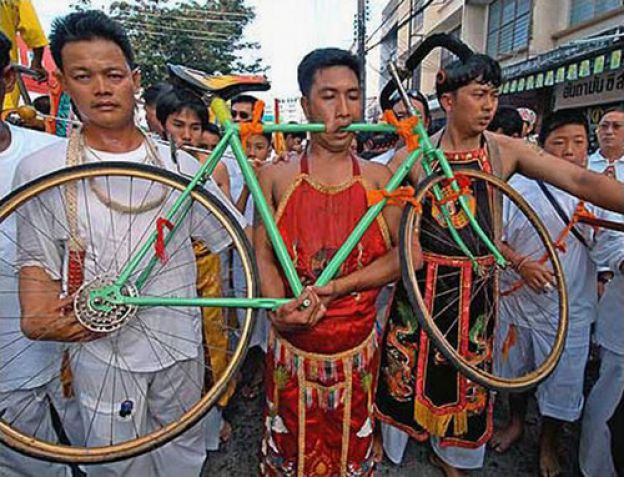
xmin=95 ymin=96 xmax=506 ymax=312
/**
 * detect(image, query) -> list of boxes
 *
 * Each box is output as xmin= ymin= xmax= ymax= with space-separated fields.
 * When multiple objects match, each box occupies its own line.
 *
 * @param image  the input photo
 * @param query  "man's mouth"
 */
xmin=93 ymin=102 xmax=119 ymax=111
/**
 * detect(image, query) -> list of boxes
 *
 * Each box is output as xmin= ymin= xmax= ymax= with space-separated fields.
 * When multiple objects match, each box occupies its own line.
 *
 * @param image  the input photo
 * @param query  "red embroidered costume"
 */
xmin=261 ymin=155 xmax=390 ymax=477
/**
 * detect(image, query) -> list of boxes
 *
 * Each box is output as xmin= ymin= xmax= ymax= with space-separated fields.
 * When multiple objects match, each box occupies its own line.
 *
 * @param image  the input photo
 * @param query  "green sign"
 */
xmin=545 ymin=70 xmax=555 ymax=86
xmin=567 ymin=63 xmax=578 ymax=80
xmin=536 ymin=72 xmax=544 ymax=88
xmin=611 ymin=49 xmax=622 ymax=70
xmin=594 ymin=55 xmax=605 ymax=74
xmin=503 ymin=81 xmax=510 ymax=94
xmin=579 ymin=59 xmax=591 ymax=77
xmin=556 ymin=66 xmax=566 ymax=83
xmin=517 ymin=77 xmax=526 ymax=92
xmin=510 ymin=79 xmax=518 ymax=92
xmin=526 ymin=75 xmax=535 ymax=90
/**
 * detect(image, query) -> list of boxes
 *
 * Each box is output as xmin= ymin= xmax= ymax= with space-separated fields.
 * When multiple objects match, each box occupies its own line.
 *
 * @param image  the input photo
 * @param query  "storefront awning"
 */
xmin=500 ymin=36 xmax=623 ymax=96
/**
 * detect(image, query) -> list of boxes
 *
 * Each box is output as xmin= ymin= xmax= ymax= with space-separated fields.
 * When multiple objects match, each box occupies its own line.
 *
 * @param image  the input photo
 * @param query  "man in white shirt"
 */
xmin=492 ymin=109 xmax=624 ymax=477
xmin=580 ymin=106 xmax=624 ymax=477
xmin=13 ymin=11 xmax=245 ymax=476
xmin=0 ymin=30 xmax=83 ymax=477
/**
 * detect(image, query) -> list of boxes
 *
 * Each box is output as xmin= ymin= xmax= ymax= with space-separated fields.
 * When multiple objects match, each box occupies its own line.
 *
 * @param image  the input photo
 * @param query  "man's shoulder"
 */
xmin=358 ymin=157 xmax=391 ymax=183
xmin=13 ymin=134 xmax=68 ymax=187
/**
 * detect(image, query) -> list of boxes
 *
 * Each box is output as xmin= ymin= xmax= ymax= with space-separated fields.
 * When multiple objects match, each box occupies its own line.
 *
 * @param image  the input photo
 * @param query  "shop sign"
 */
xmin=555 ymin=67 xmax=624 ymax=109
xmin=579 ymin=59 xmax=591 ymax=78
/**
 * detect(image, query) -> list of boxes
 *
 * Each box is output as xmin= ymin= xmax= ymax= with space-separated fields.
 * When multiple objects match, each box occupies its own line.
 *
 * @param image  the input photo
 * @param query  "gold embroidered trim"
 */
xmin=275 ymin=175 xmax=306 ymax=224
xmin=340 ymin=358 xmax=353 ymax=476
xmin=297 ymin=362 xmax=306 ymax=477
xmin=303 ymin=175 xmax=361 ymax=194
xmin=271 ymin=328 xmax=375 ymax=362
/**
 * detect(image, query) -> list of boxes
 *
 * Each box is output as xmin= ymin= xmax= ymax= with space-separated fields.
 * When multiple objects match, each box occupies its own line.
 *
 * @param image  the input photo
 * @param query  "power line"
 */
xmin=365 ymin=0 xmax=402 ymax=47
xmin=366 ymin=0 xmax=436 ymax=53
xmin=118 ymin=19 xmax=233 ymax=37
xmin=125 ymin=30 xmax=232 ymax=43
xmin=131 ymin=2 xmax=250 ymax=17
xmin=114 ymin=10 xmax=241 ymax=25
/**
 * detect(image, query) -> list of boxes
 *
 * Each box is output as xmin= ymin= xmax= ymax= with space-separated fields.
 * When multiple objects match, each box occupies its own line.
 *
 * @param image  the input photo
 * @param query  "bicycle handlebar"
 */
xmin=379 ymin=33 xmax=474 ymax=111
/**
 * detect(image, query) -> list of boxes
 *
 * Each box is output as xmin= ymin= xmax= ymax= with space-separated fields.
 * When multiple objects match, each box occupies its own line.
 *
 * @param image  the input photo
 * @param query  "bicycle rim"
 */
xmin=0 ymin=162 xmax=258 ymax=463
xmin=399 ymin=169 xmax=568 ymax=392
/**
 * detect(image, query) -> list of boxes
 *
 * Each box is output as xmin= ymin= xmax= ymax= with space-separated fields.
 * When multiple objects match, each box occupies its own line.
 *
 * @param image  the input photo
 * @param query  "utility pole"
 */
xmin=357 ymin=0 xmax=367 ymax=119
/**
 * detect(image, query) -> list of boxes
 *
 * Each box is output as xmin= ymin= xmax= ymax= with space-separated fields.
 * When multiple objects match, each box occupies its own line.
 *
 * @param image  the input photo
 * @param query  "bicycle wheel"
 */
xmin=399 ymin=169 xmax=568 ymax=392
xmin=0 ymin=162 xmax=258 ymax=463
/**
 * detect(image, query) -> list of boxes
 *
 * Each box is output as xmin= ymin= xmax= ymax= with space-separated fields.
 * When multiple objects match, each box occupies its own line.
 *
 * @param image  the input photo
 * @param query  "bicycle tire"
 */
xmin=0 ymin=162 xmax=258 ymax=463
xmin=399 ymin=169 xmax=568 ymax=392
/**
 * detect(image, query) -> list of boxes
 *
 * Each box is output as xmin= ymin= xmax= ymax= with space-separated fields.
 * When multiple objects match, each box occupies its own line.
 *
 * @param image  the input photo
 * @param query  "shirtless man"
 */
xmin=255 ymin=47 xmax=404 ymax=476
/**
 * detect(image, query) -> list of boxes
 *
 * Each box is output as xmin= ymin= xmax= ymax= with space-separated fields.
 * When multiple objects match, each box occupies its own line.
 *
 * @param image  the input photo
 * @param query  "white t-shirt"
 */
xmin=13 ymin=137 xmax=246 ymax=373
xmin=0 ymin=124 xmax=64 ymax=392
xmin=500 ymin=175 xmax=624 ymax=343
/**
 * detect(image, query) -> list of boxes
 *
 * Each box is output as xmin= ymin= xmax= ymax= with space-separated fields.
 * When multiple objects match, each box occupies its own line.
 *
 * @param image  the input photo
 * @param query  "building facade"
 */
xmin=378 ymin=0 xmax=624 ymax=134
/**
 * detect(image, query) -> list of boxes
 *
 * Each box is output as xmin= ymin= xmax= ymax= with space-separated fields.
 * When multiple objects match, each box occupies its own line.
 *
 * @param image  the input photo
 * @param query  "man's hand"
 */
xmin=268 ymin=287 xmax=326 ymax=333
xmin=312 ymin=280 xmax=340 ymax=308
xmin=517 ymin=260 xmax=555 ymax=293
xmin=271 ymin=151 xmax=299 ymax=165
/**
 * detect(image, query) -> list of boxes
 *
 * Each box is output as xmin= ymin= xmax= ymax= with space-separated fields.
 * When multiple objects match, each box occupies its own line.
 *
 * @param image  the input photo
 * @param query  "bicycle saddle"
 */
xmin=167 ymin=64 xmax=270 ymax=100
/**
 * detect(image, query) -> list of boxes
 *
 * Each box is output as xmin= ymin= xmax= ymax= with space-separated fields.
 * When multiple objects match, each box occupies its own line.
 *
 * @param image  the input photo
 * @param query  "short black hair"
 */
xmin=231 ymin=94 xmax=258 ymax=108
xmin=156 ymin=87 xmax=210 ymax=131
xmin=436 ymin=54 xmax=502 ymax=99
xmin=50 ymin=10 xmax=134 ymax=71
xmin=0 ymin=32 xmax=11 ymax=71
xmin=143 ymin=82 xmax=173 ymax=107
xmin=488 ymin=106 xmax=524 ymax=137
xmin=204 ymin=122 xmax=221 ymax=137
xmin=33 ymin=96 xmax=51 ymax=115
xmin=389 ymin=89 xmax=431 ymax=124
xmin=297 ymin=48 xmax=360 ymax=97
xmin=538 ymin=109 xmax=589 ymax=146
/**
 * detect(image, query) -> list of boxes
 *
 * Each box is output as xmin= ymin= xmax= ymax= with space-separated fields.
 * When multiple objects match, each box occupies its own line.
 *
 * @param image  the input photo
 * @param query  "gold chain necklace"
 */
xmin=67 ymin=127 xmax=169 ymax=214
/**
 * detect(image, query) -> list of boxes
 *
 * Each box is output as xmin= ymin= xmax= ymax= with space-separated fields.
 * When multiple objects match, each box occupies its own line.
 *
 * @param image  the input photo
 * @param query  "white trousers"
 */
xmin=579 ymin=348 xmax=624 ymax=477
xmin=0 ymin=378 xmax=83 ymax=477
xmin=71 ymin=351 xmax=206 ymax=477
xmin=380 ymin=423 xmax=485 ymax=469
xmin=495 ymin=321 xmax=590 ymax=422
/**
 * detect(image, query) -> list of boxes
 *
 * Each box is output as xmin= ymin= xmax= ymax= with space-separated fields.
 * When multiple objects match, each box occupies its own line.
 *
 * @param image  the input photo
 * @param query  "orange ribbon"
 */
xmin=501 ymin=201 xmax=596 ymax=296
xmin=239 ymin=100 xmax=265 ymax=149
xmin=383 ymin=109 xmax=420 ymax=152
xmin=367 ymin=186 xmax=421 ymax=211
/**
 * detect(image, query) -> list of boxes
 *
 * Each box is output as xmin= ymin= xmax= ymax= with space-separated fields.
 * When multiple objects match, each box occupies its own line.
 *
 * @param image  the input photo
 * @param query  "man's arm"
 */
xmin=19 ymin=266 xmax=99 ymax=341
xmin=499 ymin=135 xmax=624 ymax=214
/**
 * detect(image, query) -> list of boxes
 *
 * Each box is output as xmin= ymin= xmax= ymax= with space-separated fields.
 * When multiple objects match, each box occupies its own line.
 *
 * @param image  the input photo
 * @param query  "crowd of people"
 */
xmin=1 ymin=5 xmax=624 ymax=477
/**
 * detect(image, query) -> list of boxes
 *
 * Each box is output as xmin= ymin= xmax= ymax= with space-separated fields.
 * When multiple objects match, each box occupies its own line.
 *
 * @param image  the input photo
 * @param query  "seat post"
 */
xmin=211 ymin=97 xmax=234 ymax=126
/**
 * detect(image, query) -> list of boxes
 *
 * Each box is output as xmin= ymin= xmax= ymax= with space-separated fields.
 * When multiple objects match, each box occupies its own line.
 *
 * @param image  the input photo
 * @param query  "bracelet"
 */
xmin=512 ymin=256 xmax=529 ymax=273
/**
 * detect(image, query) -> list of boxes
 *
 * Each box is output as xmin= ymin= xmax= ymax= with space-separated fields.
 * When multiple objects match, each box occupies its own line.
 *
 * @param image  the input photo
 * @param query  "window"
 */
xmin=487 ymin=0 xmax=531 ymax=59
xmin=570 ymin=0 xmax=622 ymax=26
xmin=440 ymin=27 xmax=461 ymax=68
xmin=411 ymin=0 xmax=424 ymax=32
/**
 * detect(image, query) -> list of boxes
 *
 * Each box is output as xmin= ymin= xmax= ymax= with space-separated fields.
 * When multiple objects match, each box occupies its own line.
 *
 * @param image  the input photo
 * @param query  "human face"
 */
xmin=199 ymin=130 xmax=220 ymax=152
xmin=543 ymin=124 xmax=588 ymax=167
xmin=441 ymin=80 xmax=498 ymax=135
xmin=144 ymin=104 xmax=162 ymax=134
xmin=597 ymin=111 xmax=624 ymax=153
xmin=164 ymin=108 xmax=203 ymax=147
xmin=286 ymin=134 xmax=304 ymax=153
xmin=246 ymin=134 xmax=270 ymax=165
xmin=57 ymin=39 xmax=140 ymax=131
xmin=392 ymin=97 xmax=430 ymax=129
xmin=231 ymin=101 xmax=253 ymax=123
xmin=301 ymin=65 xmax=360 ymax=153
